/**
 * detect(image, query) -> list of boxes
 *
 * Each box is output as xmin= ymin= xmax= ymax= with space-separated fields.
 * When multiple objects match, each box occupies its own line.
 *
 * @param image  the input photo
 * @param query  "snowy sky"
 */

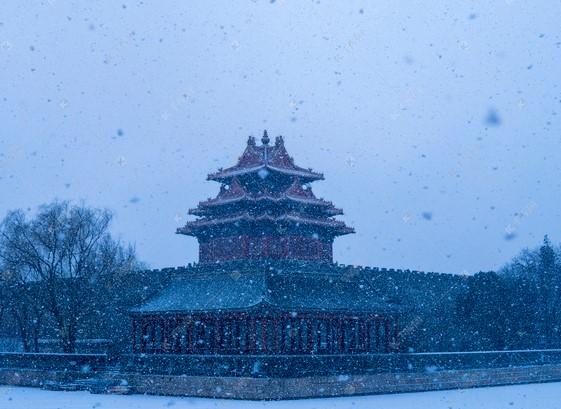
xmin=1 ymin=1 xmax=561 ymax=274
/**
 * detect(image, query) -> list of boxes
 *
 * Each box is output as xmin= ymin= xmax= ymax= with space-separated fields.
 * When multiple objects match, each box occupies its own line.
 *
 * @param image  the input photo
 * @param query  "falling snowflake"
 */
xmin=485 ymin=109 xmax=501 ymax=126
xmin=422 ymin=212 xmax=433 ymax=221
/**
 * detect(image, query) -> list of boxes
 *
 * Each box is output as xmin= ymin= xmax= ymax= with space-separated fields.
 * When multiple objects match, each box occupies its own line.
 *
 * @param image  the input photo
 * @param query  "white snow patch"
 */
xmin=2 ymin=382 xmax=561 ymax=409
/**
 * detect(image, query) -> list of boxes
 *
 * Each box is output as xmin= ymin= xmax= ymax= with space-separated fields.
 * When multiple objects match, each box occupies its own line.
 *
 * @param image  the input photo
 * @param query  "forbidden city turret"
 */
xmin=177 ymin=131 xmax=354 ymax=263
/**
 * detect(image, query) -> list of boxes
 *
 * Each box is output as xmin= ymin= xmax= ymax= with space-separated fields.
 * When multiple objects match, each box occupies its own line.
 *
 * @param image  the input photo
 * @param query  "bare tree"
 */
xmin=0 ymin=224 xmax=45 ymax=352
xmin=0 ymin=202 xmax=139 ymax=353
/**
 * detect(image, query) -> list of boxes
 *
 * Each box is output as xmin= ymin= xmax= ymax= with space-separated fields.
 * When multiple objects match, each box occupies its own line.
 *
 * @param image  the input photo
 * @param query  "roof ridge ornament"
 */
xmin=275 ymin=135 xmax=284 ymax=146
xmin=262 ymin=130 xmax=270 ymax=145
xmin=247 ymin=135 xmax=256 ymax=146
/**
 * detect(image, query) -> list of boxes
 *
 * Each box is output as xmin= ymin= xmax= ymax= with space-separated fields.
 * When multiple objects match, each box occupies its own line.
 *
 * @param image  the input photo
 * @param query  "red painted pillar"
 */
xmin=286 ymin=316 xmax=291 ymax=354
xmin=360 ymin=317 xmax=370 ymax=352
xmin=187 ymin=317 xmax=193 ymax=354
xmin=161 ymin=318 xmax=165 ymax=353
xmin=181 ymin=317 xmax=187 ymax=354
xmin=384 ymin=318 xmax=391 ymax=353
xmin=367 ymin=318 xmax=373 ymax=352
xmin=337 ymin=318 xmax=344 ymax=354
xmin=284 ymin=316 xmax=289 ymax=354
xmin=363 ymin=319 xmax=369 ymax=353
xmin=249 ymin=316 xmax=256 ymax=354
xmin=394 ymin=317 xmax=400 ymax=352
xmin=308 ymin=318 xmax=315 ymax=353
xmin=261 ymin=318 xmax=268 ymax=353
xmin=246 ymin=315 xmax=253 ymax=354
xmin=150 ymin=318 xmax=156 ymax=352
xmin=131 ymin=318 xmax=137 ymax=353
xmin=297 ymin=319 xmax=303 ymax=353
xmin=279 ymin=316 xmax=284 ymax=354
xmin=232 ymin=315 xmax=239 ymax=351
xmin=375 ymin=319 xmax=380 ymax=352
xmin=273 ymin=317 xmax=280 ymax=354
xmin=326 ymin=318 xmax=332 ymax=354
xmin=356 ymin=319 xmax=361 ymax=353
xmin=214 ymin=316 xmax=222 ymax=354
xmin=292 ymin=319 xmax=298 ymax=353
xmin=239 ymin=315 xmax=246 ymax=354
xmin=281 ymin=315 xmax=288 ymax=354
xmin=139 ymin=319 xmax=146 ymax=353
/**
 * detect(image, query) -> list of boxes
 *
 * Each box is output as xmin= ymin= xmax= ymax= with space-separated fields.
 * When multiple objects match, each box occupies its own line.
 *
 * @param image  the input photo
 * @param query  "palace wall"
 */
xmin=2 ymin=350 xmax=561 ymax=399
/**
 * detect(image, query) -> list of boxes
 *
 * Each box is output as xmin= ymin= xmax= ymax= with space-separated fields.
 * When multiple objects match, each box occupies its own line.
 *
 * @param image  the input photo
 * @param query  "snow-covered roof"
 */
xmin=190 ymin=177 xmax=342 ymax=216
xmin=207 ymin=132 xmax=324 ymax=183
xmin=177 ymin=212 xmax=355 ymax=235
xmin=131 ymin=268 xmax=399 ymax=314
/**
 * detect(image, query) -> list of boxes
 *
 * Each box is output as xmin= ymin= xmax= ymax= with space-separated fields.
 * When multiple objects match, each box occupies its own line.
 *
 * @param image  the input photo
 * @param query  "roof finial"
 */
xmin=275 ymin=135 xmax=284 ymax=146
xmin=247 ymin=135 xmax=256 ymax=146
xmin=262 ymin=130 xmax=270 ymax=145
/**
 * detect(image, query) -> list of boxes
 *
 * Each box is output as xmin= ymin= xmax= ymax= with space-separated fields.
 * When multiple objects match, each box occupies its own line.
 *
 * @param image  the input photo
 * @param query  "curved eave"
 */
xmin=130 ymin=299 xmax=400 ymax=315
xmin=176 ymin=214 xmax=355 ymax=236
xmin=189 ymin=195 xmax=343 ymax=215
xmin=207 ymin=165 xmax=324 ymax=183
xmin=130 ymin=299 xmax=273 ymax=315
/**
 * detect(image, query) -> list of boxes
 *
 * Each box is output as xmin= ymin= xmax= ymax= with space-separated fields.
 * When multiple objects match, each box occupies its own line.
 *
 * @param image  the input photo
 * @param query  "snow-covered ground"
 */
xmin=1 ymin=382 xmax=561 ymax=409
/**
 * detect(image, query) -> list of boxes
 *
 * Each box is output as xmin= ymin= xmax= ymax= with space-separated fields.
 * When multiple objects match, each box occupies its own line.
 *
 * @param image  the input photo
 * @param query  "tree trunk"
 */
xmin=61 ymin=322 xmax=77 ymax=353
xmin=14 ymin=312 xmax=30 ymax=353
xmin=31 ymin=319 xmax=40 ymax=353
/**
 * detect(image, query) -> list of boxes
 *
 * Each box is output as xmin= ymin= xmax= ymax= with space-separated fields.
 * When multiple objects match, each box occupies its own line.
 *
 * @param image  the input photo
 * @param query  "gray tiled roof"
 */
xmin=131 ymin=265 xmax=400 ymax=315
xmin=130 ymin=273 xmax=266 ymax=313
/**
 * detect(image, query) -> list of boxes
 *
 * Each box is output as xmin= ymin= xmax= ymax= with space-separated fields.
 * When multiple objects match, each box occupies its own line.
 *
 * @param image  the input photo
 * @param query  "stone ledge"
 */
xmin=2 ymin=364 xmax=561 ymax=399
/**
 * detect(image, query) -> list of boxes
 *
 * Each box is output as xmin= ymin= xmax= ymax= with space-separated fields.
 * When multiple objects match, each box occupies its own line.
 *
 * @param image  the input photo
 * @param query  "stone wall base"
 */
xmin=2 ymin=365 xmax=561 ymax=400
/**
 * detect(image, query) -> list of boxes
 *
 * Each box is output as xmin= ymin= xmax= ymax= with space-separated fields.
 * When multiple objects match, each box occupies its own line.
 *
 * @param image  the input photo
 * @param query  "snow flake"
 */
xmin=485 ymin=109 xmax=501 ymax=126
xmin=422 ymin=211 xmax=433 ymax=221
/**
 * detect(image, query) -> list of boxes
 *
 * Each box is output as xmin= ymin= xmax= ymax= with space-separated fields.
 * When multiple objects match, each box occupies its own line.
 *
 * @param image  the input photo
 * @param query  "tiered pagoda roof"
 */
xmin=177 ymin=131 xmax=354 ymax=263
xmin=207 ymin=131 xmax=324 ymax=183
xmin=189 ymin=178 xmax=343 ymax=217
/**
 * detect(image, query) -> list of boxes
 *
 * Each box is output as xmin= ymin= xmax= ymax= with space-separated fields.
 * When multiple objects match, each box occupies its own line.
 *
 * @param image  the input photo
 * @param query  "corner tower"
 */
xmin=177 ymin=131 xmax=354 ymax=263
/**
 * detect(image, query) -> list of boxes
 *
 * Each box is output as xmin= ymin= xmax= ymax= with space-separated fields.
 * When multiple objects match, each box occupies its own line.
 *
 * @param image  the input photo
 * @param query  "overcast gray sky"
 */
xmin=1 ymin=1 xmax=561 ymax=274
